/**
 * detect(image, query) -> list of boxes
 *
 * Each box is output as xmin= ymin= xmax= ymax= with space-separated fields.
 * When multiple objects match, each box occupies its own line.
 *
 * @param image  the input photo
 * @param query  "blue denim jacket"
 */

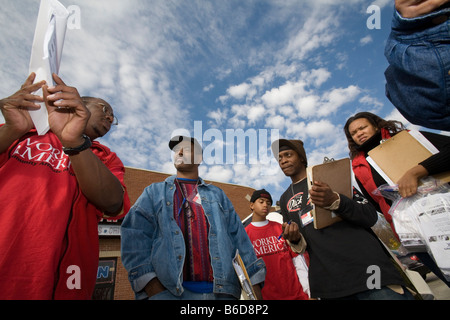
xmin=384 ymin=6 xmax=450 ymax=130
xmin=121 ymin=175 xmax=266 ymax=299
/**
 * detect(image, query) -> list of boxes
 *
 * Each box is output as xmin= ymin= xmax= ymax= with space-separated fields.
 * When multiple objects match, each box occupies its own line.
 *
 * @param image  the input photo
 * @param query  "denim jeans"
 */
xmin=384 ymin=6 xmax=450 ymax=131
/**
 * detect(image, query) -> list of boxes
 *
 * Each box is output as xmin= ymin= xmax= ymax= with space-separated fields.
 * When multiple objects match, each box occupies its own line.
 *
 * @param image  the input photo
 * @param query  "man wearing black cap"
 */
xmin=271 ymin=139 xmax=415 ymax=300
xmin=121 ymin=136 xmax=265 ymax=300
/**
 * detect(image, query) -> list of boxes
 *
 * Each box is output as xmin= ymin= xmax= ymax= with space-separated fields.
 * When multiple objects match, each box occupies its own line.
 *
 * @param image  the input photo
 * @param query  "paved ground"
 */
xmin=426 ymin=273 xmax=450 ymax=300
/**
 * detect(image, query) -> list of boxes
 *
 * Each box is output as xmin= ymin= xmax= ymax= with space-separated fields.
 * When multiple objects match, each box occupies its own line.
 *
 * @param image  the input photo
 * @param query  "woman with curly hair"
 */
xmin=344 ymin=111 xmax=450 ymax=287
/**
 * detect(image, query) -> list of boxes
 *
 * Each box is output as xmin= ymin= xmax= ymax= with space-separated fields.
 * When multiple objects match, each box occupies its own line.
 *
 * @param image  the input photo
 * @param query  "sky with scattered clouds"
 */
xmin=0 ymin=0 xmax=445 ymax=206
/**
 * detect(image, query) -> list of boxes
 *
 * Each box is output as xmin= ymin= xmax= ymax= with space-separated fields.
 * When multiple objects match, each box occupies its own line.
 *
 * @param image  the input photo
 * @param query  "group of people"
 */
xmin=120 ymin=108 xmax=449 ymax=301
xmin=0 ymin=0 xmax=449 ymax=300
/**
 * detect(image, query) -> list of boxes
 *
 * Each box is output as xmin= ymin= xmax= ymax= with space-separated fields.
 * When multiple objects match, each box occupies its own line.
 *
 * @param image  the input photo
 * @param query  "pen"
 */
xmin=277 ymin=220 xmax=292 ymax=240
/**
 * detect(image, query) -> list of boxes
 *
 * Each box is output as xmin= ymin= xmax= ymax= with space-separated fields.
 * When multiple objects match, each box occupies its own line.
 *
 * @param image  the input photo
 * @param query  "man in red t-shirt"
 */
xmin=245 ymin=189 xmax=310 ymax=300
xmin=0 ymin=73 xmax=130 ymax=299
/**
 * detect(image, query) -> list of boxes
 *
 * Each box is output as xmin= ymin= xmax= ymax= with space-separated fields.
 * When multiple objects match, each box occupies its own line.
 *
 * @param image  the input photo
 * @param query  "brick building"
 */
xmin=94 ymin=166 xmax=256 ymax=300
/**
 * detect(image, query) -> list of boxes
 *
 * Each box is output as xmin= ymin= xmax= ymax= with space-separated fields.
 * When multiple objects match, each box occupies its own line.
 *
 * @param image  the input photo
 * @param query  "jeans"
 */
xmin=384 ymin=6 xmax=450 ymax=131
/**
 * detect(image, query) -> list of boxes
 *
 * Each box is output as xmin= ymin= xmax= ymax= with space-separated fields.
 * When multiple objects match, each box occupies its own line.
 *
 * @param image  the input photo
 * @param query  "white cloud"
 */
xmin=303 ymin=68 xmax=331 ymax=87
xmin=261 ymin=81 xmax=306 ymax=108
xmin=306 ymin=138 xmax=350 ymax=166
xmin=304 ymin=120 xmax=336 ymax=139
xmin=285 ymin=120 xmax=307 ymax=139
xmin=317 ymin=85 xmax=361 ymax=116
xmin=207 ymin=109 xmax=229 ymax=127
xmin=359 ymin=95 xmax=384 ymax=109
xmin=266 ymin=115 xmax=286 ymax=131
xmin=0 ymin=0 xmax=397 ymax=203
xmin=295 ymin=95 xmax=320 ymax=118
xmin=202 ymin=165 xmax=234 ymax=183
xmin=278 ymin=105 xmax=295 ymax=117
xmin=203 ymin=83 xmax=214 ymax=92
xmin=284 ymin=13 xmax=339 ymax=61
xmin=227 ymin=82 xmax=256 ymax=100
xmin=360 ymin=35 xmax=373 ymax=46
xmin=247 ymin=104 xmax=266 ymax=124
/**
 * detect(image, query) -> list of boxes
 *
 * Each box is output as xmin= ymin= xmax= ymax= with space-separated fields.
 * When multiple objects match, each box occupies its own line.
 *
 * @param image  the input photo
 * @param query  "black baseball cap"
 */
xmin=169 ymin=135 xmax=203 ymax=154
xmin=250 ymin=189 xmax=273 ymax=204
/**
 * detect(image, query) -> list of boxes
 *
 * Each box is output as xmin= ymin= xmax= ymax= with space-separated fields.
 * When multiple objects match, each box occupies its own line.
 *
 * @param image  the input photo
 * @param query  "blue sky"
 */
xmin=0 ymin=0 xmax=440 ymax=207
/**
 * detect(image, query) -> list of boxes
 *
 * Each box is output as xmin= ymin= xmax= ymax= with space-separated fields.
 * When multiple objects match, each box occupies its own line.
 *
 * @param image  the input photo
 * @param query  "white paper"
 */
xmin=28 ymin=0 xmax=69 ymax=135
xmin=414 ymin=193 xmax=450 ymax=281
xmin=232 ymin=250 xmax=256 ymax=300
xmin=408 ymin=130 xmax=439 ymax=154
xmin=292 ymin=254 xmax=310 ymax=297
xmin=44 ymin=15 xmax=58 ymax=80
xmin=392 ymin=198 xmax=427 ymax=252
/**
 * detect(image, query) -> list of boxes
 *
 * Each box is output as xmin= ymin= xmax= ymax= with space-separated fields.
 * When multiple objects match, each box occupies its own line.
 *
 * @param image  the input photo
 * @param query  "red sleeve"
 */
xmin=91 ymin=141 xmax=131 ymax=219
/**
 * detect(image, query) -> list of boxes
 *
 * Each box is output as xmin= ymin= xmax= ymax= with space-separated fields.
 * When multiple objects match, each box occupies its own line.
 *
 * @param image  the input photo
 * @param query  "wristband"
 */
xmin=324 ymin=192 xmax=341 ymax=211
xmin=63 ymin=134 xmax=92 ymax=155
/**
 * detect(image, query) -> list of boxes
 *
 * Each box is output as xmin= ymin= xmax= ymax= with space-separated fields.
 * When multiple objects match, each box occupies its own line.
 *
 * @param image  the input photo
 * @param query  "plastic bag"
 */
xmin=373 ymin=177 xmax=443 ymax=202
xmin=374 ymin=178 xmax=450 ymax=281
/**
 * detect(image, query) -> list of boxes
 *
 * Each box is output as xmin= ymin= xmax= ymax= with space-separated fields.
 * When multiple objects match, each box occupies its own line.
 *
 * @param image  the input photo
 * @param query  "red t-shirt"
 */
xmin=245 ymin=221 xmax=309 ymax=300
xmin=0 ymin=129 xmax=130 ymax=299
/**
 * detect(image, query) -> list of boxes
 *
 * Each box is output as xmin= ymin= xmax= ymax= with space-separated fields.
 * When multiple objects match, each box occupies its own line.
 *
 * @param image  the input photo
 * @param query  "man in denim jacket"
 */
xmin=384 ymin=0 xmax=450 ymax=130
xmin=121 ymin=136 xmax=265 ymax=300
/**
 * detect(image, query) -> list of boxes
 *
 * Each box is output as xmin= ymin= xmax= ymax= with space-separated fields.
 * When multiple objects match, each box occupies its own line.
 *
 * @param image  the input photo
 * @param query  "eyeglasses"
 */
xmin=102 ymin=105 xmax=119 ymax=125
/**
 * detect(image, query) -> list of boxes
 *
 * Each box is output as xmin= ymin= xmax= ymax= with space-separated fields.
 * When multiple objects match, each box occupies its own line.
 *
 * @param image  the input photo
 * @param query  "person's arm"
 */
xmin=396 ymin=164 xmax=429 ymax=198
xmin=282 ymin=221 xmax=306 ymax=253
xmin=397 ymin=131 xmax=450 ymax=198
xmin=43 ymin=74 xmax=124 ymax=214
xmin=335 ymin=188 xmax=378 ymax=228
xmin=395 ymin=0 xmax=449 ymax=18
xmin=310 ymin=182 xmax=378 ymax=228
xmin=221 ymin=191 xmax=266 ymax=290
xmin=0 ymin=73 xmax=45 ymax=153
xmin=68 ymin=148 xmax=125 ymax=214
xmin=121 ymin=187 xmax=159 ymax=297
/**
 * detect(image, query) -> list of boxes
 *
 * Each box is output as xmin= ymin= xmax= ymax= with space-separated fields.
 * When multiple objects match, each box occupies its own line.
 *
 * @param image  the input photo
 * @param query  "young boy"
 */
xmin=245 ymin=189 xmax=310 ymax=300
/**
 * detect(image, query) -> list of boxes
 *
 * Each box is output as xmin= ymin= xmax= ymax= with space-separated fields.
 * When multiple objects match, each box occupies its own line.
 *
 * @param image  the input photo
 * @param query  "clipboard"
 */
xmin=306 ymin=158 xmax=352 ymax=229
xmin=232 ymin=250 xmax=256 ymax=300
xmin=367 ymin=130 xmax=450 ymax=185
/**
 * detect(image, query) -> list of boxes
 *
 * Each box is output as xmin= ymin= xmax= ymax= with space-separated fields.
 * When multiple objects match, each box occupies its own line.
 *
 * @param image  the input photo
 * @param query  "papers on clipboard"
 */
xmin=28 ymin=0 xmax=69 ymax=135
xmin=367 ymin=130 xmax=450 ymax=186
xmin=232 ymin=250 xmax=256 ymax=300
xmin=306 ymin=158 xmax=352 ymax=229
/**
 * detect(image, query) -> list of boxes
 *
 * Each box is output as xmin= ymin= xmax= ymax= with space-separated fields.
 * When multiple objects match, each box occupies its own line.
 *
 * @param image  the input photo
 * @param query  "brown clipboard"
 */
xmin=367 ymin=130 xmax=450 ymax=185
xmin=307 ymin=158 xmax=352 ymax=229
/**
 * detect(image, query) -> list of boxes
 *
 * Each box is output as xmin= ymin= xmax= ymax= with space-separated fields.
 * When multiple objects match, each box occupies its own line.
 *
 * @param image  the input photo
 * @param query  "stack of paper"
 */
xmin=232 ymin=250 xmax=257 ymax=300
xmin=28 ymin=0 xmax=69 ymax=135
